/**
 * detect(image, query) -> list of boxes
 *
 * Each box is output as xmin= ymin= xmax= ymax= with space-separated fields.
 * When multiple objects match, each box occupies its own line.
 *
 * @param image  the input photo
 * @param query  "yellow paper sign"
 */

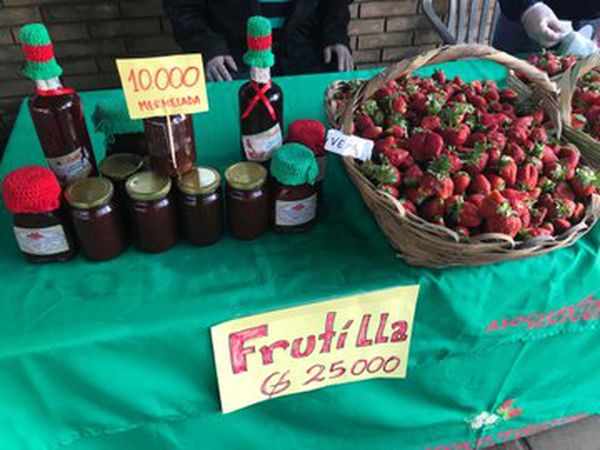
xmin=211 ymin=285 xmax=420 ymax=413
xmin=116 ymin=54 xmax=209 ymax=119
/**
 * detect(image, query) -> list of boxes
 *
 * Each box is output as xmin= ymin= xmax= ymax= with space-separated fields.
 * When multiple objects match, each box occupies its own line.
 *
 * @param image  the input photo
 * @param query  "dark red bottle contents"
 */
xmin=65 ymin=177 xmax=126 ymax=261
xmin=225 ymin=162 xmax=269 ymax=240
xmin=29 ymin=90 xmax=97 ymax=186
xmin=239 ymin=69 xmax=284 ymax=164
xmin=144 ymin=114 xmax=196 ymax=177
xmin=126 ymin=171 xmax=178 ymax=253
xmin=177 ymin=167 xmax=223 ymax=246
xmin=2 ymin=166 xmax=76 ymax=263
xmin=272 ymin=181 xmax=318 ymax=234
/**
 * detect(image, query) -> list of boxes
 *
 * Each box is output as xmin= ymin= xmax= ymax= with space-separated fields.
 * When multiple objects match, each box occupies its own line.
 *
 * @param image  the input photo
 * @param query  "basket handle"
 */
xmin=558 ymin=52 xmax=600 ymax=127
xmin=340 ymin=44 xmax=558 ymax=134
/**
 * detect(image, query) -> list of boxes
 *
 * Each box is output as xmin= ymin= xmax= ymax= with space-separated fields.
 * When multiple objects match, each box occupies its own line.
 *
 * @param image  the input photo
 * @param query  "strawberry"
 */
xmin=488 ymin=130 xmax=507 ymax=150
xmin=572 ymin=202 xmax=586 ymax=222
xmin=433 ymin=69 xmax=446 ymax=84
xmin=374 ymin=87 xmax=394 ymax=102
xmin=530 ymin=207 xmax=548 ymax=227
xmin=386 ymin=124 xmax=407 ymax=139
xmin=548 ymin=198 xmax=576 ymax=220
xmin=469 ymin=173 xmax=492 ymax=196
xmin=558 ymin=145 xmax=580 ymax=170
xmin=362 ymin=126 xmax=383 ymax=140
xmin=464 ymin=147 xmax=489 ymax=175
xmin=571 ymin=114 xmax=587 ymax=130
xmin=504 ymin=143 xmax=526 ymax=165
xmin=541 ymin=145 xmax=559 ymax=164
xmin=383 ymin=148 xmax=410 ymax=166
xmin=485 ymin=203 xmax=523 ymax=238
xmin=503 ymin=188 xmax=530 ymax=216
xmin=454 ymin=226 xmax=471 ymax=238
xmin=409 ymin=92 xmax=428 ymax=113
xmin=374 ymin=136 xmax=397 ymax=153
xmin=374 ymin=164 xmax=402 ymax=187
xmin=443 ymin=124 xmax=471 ymax=147
xmin=452 ymin=171 xmax=471 ymax=195
xmin=469 ymin=94 xmax=487 ymax=110
xmin=487 ymin=147 xmax=502 ymax=168
xmin=391 ymin=96 xmax=407 ymax=114
xmin=486 ymin=174 xmax=506 ymax=191
xmin=421 ymin=115 xmax=442 ymax=131
xmin=481 ymin=190 xmax=506 ymax=219
xmin=485 ymin=88 xmax=500 ymax=102
xmin=403 ymin=164 xmax=424 ymax=187
xmin=553 ymin=218 xmax=571 ymax=233
xmin=401 ymin=199 xmax=417 ymax=215
xmin=507 ymin=126 xmax=529 ymax=146
xmin=419 ymin=198 xmax=446 ymax=222
xmin=530 ymin=127 xmax=548 ymax=143
xmin=555 ymin=181 xmax=575 ymax=201
xmin=498 ymin=155 xmax=518 ymax=187
xmin=545 ymin=161 xmax=567 ymax=182
xmin=528 ymin=156 xmax=544 ymax=173
xmin=408 ymin=132 xmax=444 ymax=162
xmin=380 ymin=184 xmax=399 ymax=198
xmin=406 ymin=187 xmax=426 ymax=205
xmin=521 ymin=209 xmax=531 ymax=228
xmin=516 ymin=163 xmax=538 ymax=191
xmin=468 ymin=193 xmax=485 ymax=209
xmin=532 ymin=109 xmax=545 ymax=125
xmin=522 ymin=227 xmax=553 ymax=239
xmin=500 ymin=88 xmax=518 ymax=101
xmin=355 ymin=113 xmax=374 ymax=132
xmin=571 ymin=166 xmax=598 ymax=197
xmin=447 ymin=196 xmax=482 ymax=228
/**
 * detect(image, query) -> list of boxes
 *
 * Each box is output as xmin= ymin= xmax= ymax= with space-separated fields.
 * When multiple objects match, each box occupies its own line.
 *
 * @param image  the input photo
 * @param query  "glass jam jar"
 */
xmin=225 ymin=162 xmax=269 ymax=240
xmin=65 ymin=177 xmax=126 ymax=261
xmin=143 ymin=114 xmax=196 ymax=177
xmin=126 ymin=171 xmax=179 ymax=253
xmin=177 ymin=166 xmax=223 ymax=246
xmin=270 ymin=143 xmax=319 ymax=234
xmin=2 ymin=166 xmax=76 ymax=263
xmin=100 ymin=153 xmax=144 ymax=210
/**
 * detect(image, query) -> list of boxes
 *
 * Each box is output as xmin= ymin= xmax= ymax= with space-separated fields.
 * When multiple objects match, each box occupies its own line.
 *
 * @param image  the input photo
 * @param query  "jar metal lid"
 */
xmin=225 ymin=162 xmax=267 ymax=191
xmin=126 ymin=171 xmax=172 ymax=201
xmin=177 ymin=166 xmax=221 ymax=195
xmin=100 ymin=153 xmax=144 ymax=181
xmin=65 ymin=177 xmax=114 ymax=210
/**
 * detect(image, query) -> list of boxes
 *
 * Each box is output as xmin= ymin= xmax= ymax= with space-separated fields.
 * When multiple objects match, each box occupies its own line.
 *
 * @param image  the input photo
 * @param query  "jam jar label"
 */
xmin=13 ymin=225 xmax=69 ymax=256
xmin=241 ymin=123 xmax=283 ymax=162
xmin=275 ymin=194 xmax=317 ymax=226
xmin=47 ymin=146 xmax=94 ymax=185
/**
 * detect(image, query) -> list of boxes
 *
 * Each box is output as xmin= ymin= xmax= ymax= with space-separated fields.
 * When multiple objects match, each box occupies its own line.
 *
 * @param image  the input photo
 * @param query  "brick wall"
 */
xmin=0 ymin=0 xmax=449 ymax=151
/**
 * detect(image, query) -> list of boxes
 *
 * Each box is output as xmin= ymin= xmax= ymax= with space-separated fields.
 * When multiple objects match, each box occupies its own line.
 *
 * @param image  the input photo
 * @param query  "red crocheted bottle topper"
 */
xmin=2 ymin=166 xmax=62 ymax=214
xmin=287 ymin=119 xmax=326 ymax=156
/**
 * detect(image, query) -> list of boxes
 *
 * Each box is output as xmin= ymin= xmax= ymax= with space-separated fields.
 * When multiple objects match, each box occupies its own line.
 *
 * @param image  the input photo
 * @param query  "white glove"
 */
xmin=521 ymin=3 xmax=568 ymax=48
xmin=324 ymin=44 xmax=354 ymax=72
xmin=206 ymin=55 xmax=238 ymax=82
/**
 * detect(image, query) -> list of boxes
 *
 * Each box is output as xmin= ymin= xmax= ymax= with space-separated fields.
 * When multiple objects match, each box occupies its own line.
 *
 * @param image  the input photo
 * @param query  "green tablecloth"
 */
xmin=1 ymin=61 xmax=599 ymax=450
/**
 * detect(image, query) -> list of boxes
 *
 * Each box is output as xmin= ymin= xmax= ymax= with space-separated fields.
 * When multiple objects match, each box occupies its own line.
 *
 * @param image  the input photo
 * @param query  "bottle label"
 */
xmin=13 ymin=225 xmax=69 ymax=256
xmin=47 ymin=147 xmax=94 ymax=185
xmin=275 ymin=194 xmax=317 ymax=227
xmin=242 ymin=123 xmax=283 ymax=162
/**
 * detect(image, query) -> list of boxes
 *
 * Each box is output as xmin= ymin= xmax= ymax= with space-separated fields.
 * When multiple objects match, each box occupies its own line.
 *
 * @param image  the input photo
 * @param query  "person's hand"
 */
xmin=324 ymin=44 xmax=353 ymax=72
xmin=521 ymin=3 xmax=568 ymax=48
xmin=206 ymin=55 xmax=238 ymax=82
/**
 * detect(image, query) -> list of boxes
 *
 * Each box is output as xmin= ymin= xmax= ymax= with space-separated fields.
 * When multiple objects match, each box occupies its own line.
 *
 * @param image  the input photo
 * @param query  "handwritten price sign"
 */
xmin=211 ymin=285 xmax=419 ymax=413
xmin=116 ymin=54 xmax=209 ymax=119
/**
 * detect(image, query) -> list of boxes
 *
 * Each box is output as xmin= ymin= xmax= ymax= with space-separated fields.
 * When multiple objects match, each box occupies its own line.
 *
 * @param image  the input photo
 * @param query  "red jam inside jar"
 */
xmin=126 ymin=171 xmax=179 ymax=253
xmin=225 ymin=162 xmax=269 ymax=240
xmin=65 ymin=177 xmax=127 ymax=261
xmin=177 ymin=166 xmax=223 ymax=246
xmin=144 ymin=114 xmax=196 ymax=177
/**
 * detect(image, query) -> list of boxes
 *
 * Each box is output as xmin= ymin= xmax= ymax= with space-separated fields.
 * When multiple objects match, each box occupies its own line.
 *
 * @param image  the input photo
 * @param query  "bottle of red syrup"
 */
xmin=239 ymin=16 xmax=284 ymax=165
xmin=20 ymin=23 xmax=97 ymax=187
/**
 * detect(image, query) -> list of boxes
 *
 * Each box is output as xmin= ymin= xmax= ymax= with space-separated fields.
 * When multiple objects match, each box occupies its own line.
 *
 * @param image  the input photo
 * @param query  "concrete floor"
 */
xmin=493 ymin=416 xmax=599 ymax=450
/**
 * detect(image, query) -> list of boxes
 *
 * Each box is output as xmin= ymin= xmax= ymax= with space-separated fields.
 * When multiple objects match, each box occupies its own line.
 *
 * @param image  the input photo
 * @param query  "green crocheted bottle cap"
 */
xmin=243 ymin=16 xmax=275 ymax=69
xmin=92 ymin=98 xmax=144 ymax=141
xmin=270 ymin=143 xmax=319 ymax=186
xmin=20 ymin=23 xmax=63 ymax=81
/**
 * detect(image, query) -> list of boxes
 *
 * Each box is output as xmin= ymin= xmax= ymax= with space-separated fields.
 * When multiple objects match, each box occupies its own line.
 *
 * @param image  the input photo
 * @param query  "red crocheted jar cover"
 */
xmin=287 ymin=119 xmax=326 ymax=156
xmin=2 ymin=166 xmax=62 ymax=214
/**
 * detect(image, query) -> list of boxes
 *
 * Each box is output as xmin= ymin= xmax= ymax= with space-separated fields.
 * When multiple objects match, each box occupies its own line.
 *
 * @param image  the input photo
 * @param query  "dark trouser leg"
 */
xmin=492 ymin=13 xmax=541 ymax=55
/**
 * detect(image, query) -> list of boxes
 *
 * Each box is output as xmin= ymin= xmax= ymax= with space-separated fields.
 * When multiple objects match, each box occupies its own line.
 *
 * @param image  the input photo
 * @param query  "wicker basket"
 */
xmin=324 ymin=44 xmax=600 ymax=268
xmin=558 ymin=52 xmax=600 ymax=158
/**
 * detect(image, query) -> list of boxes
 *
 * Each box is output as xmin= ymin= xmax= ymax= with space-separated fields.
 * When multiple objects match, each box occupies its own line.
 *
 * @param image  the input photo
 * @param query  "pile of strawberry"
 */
xmin=571 ymin=68 xmax=600 ymax=140
xmin=524 ymin=51 xmax=578 ymax=77
xmin=355 ymin=70 xmax=599 ymax=241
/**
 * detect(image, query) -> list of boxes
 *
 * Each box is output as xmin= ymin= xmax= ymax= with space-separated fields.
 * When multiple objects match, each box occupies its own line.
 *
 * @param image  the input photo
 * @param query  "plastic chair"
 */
xmin=421 ymin=0 xmax=500 ymax=45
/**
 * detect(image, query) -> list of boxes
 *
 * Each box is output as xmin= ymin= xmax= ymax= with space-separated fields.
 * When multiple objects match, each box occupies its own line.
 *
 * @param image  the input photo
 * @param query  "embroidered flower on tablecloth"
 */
xmin=468 ymin=399 xmax=523 ymax=430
